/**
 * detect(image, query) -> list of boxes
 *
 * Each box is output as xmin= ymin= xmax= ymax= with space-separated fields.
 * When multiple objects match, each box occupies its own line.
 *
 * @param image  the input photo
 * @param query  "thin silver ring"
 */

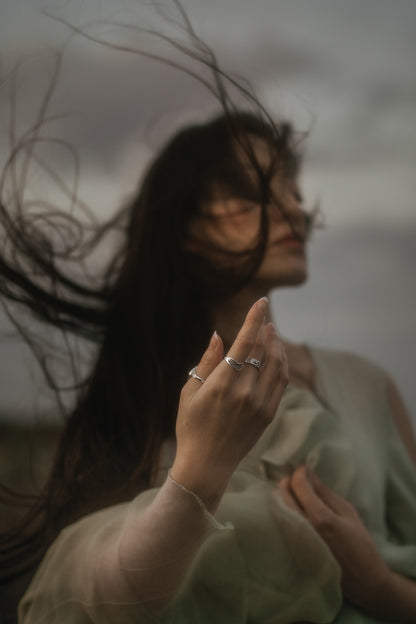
xmin=244 ymin=357 xmax=262 ymax=370
xmin=224 ymin=356 xmax=244 ymax=371
xmin=188 ymin=366 xmax=205 ymax=383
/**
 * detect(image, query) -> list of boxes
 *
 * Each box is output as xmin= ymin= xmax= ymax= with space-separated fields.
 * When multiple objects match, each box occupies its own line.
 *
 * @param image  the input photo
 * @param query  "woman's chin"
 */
xmin=290 ymin=268 xmax=309 ymax=286
xmin=256 ymin=267 xmax=308 ymax=291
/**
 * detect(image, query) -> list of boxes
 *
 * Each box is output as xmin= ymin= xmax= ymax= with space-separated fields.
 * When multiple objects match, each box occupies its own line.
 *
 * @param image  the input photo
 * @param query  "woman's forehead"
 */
xmin=233 ymin=135 xmax=297 ymax=192
xmin=234 ymin=134 xmax=276 ymax=171
xmin=202 ymin=132 xmax=297 ymax=203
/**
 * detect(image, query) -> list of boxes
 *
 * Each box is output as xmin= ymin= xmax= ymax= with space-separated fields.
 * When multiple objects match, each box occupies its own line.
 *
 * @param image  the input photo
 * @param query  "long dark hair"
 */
xmin=0 ymin=3 xmax=306 ymax=613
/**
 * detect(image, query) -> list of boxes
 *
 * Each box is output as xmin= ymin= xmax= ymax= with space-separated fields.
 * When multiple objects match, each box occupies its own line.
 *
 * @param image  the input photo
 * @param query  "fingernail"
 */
xmin=209 ymin=330 xmax=220 ymax=348
xmin=266 ymin=321 xmax=277 ymax=335
xmin=258 ymin=296 xmax=269 ymax=304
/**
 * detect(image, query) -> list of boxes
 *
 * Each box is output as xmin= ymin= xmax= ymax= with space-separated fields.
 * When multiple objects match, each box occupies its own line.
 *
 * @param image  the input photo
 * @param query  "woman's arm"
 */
xmin=277 ymin=466 xmax=416 ymax=622
xmin=114 ymin=473 xmax=223 ymax=610
xmin=21 ymin=298 xmax=288 ymax=623
xmin=110 ymin=298 xmax=288 ymax=611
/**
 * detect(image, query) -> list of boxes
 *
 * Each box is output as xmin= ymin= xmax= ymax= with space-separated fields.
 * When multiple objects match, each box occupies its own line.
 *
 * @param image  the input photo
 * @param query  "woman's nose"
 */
xmin=268 ymin=197 xmax=308 ymax=237
xmin=268 ymin=196 xmax=304 ymax=222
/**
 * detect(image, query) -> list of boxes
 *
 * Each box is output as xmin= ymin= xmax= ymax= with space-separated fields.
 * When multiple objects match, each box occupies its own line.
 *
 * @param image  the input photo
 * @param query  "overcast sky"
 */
xmin=0 ymin=0 xmax=415 ymax=424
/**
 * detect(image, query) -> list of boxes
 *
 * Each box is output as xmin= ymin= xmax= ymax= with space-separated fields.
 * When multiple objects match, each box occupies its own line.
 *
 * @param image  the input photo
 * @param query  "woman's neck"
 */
xmin=210 ymin=287 xmax=273 ymax=352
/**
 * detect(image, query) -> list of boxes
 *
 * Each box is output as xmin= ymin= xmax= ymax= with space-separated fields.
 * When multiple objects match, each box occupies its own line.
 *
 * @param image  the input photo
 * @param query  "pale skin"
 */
xmin=178 ymin=135 xmax=416 ymax=619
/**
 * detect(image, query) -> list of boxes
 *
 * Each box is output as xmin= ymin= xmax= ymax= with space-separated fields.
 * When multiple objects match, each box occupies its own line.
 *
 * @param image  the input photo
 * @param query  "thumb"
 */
xmin=309 ymin=470 xmax=352 ymax=516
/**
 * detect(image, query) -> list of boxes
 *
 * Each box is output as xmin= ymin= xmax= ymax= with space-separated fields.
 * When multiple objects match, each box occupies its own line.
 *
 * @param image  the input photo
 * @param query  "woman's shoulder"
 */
xmin=305 ymin=344 xmax=392 ymax=429
xmin=307 ymin=344 xmax=388 ymax=386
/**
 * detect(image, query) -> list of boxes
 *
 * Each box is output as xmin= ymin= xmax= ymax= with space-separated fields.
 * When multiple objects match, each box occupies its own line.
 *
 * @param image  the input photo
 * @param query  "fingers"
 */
xmin=226 ymin=297 xmax=268 ymax=362
xmin=273 ymin=469 xmax=334 ymax=533
xmin=186 ymin=330 xmax=224 ymax=390
xmin=275 ymin=467 xmax=356 ymax=534
xmin=309 ymin=471 xmax=352 ymax=516
xmin=244 ymin=318 xmax=266 ymax=369
xmin=185 ymin=297 xmax=274 ymax=408
xmin=276 ymin=476 xmax=304 ymax=515
xmin=286 ymin=466 xmax=335 ymax=531
xmin=268 ymin=343 xmax=289 ymax=413
xmin=257 ymin=323 xmax=288 ymax=418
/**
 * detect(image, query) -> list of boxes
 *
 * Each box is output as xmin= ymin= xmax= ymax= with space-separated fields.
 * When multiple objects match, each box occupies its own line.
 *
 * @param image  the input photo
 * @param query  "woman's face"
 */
xmin=189 ymin=135 xmax=309 ymax=291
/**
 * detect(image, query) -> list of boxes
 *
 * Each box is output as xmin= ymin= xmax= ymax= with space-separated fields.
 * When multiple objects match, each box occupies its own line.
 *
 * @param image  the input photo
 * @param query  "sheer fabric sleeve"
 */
xmin=18 ymin=475 xmax=232 ymax=624
xmin=19 ymin=386 xmax=346 ymax=624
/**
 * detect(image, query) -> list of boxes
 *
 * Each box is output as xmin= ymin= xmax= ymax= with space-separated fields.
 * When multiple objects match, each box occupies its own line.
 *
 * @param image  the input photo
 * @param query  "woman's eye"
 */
xmin=235 ymin=204 xmax=255 ymax=215
xmin=202 ymin=198 xmax=258 ymax=219
xmin=226 ymin=200 xmax=257 ymax=217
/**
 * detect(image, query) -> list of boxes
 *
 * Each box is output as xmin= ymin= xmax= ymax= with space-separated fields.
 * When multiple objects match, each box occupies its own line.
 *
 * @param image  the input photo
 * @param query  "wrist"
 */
xmin=358 ymin=568 xmax=416 ymax=622
xmin=377 ymin=570 xmax=416 ymax=622
xmin=170 ymin=457 xmax=231 ymax=513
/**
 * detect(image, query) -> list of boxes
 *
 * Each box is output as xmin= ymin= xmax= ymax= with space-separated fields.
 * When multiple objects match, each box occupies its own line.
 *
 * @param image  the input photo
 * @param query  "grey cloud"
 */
xmin=1 ymin=0 xmax=415 ymax=174
xmin=0 ymin=29 xmax=322 ymax=172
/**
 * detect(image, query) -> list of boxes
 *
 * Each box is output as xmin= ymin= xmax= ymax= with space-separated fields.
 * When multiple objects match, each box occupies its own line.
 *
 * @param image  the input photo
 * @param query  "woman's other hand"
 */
xmin=170 ymin=297 xmax=288 ymax=511
xmin=276 ymin=467 xmax=416 ymax=621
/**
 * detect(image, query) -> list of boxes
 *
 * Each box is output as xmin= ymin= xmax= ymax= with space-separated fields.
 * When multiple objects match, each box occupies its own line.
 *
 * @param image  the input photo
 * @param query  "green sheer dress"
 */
xmin=19 ymin=348 xmax=416 ymax=623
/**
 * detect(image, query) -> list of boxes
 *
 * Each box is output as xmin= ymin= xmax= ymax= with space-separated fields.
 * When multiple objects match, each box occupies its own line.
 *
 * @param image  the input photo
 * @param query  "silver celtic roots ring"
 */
xmin=188 ymin=366 xmax=205 ymax=383
xmin=224 ymin=356 xmax=244 ymax=371
xmin=244 ymin=358 xmax=262 ymax=370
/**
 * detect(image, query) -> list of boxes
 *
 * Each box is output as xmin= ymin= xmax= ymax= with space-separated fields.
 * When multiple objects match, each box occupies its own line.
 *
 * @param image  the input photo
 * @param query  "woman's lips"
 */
xmin=274 ymin=234 xmax=305 ymax=248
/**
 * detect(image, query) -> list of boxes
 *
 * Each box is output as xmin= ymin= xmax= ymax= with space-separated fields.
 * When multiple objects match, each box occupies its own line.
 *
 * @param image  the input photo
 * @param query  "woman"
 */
xmin=1 ymin=33 xmax=415 ymax=624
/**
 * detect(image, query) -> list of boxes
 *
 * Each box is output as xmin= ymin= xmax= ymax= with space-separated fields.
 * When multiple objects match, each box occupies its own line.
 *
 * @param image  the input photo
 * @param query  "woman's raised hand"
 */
xmin=170 ymin=297 xmax=288 ymax=511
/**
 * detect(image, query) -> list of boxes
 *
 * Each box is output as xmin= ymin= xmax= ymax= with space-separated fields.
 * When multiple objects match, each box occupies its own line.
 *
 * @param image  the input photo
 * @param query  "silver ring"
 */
xmin=245 ymin=357 xmax=262 ymax=370
xmin=224 ymin=356 xmax=244 ymax=371
xmin=188 ymin=366 xmax=205 ymax=383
